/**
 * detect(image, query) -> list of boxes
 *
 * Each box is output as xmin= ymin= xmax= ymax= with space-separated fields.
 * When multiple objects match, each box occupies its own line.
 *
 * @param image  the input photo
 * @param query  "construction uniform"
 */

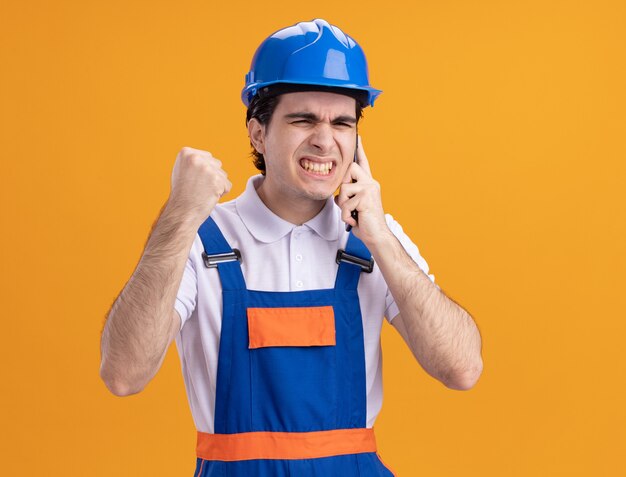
xmin=174 ymin=175 xmax=436 ymax=476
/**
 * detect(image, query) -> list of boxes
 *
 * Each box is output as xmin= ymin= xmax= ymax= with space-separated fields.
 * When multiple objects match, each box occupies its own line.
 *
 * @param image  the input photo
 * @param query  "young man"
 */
xmin=100 ymin=19 xmax=483 ymax=476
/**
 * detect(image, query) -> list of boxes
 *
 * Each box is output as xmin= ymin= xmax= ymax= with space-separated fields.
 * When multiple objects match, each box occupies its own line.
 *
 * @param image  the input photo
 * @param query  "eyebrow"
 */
xmin=284 ymin=112 xmax=357 ymax=124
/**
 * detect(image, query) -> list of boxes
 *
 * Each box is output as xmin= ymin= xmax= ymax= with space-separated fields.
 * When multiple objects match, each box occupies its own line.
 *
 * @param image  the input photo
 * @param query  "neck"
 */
xmin=256 ymin=178 xmax=327 ymax=225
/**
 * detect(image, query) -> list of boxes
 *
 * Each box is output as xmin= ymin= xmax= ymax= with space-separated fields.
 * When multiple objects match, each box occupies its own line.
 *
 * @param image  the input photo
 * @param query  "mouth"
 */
xmin=299 ymin=157 xmax=336 ymax=176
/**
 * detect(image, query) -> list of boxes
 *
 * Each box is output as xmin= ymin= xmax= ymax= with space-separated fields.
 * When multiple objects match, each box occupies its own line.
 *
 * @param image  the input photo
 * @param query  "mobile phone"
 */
xmin=345 ymin=132 xmax=359 ymax=232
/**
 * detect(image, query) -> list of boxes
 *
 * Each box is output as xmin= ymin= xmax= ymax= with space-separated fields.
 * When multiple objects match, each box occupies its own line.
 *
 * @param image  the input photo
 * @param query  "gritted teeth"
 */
xmin=299 ymin=158 xmax=334 ymax=175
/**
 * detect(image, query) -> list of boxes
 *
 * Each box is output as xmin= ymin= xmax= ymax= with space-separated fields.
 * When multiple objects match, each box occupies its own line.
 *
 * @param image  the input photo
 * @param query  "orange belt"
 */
xmin=196 ymin=428 xmax=377 ymax=462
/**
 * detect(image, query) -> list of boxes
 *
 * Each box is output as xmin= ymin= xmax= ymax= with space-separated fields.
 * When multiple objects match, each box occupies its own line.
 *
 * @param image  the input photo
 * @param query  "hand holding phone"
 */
xmin=337 ymin=136 xmax=386 ymax=246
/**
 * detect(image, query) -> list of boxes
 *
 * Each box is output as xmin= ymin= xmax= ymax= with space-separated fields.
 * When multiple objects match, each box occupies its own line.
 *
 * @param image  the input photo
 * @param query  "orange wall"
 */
xmin=1 ymin=1 xmax=625 ymax=475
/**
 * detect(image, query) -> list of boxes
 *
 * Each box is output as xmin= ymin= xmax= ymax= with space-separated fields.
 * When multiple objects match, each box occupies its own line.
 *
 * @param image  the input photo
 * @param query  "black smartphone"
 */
xmin=345 ymin=132 xmax=359 ymax=232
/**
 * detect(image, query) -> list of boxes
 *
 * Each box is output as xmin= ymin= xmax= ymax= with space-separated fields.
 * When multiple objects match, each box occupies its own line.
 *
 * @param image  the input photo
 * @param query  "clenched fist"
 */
xmin=167 ymin=147 xmax=232 ymax=225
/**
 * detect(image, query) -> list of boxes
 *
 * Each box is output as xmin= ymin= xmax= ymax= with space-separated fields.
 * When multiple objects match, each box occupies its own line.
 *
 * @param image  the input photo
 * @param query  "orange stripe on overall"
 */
xmin=196 ymin=428 xmax=377 ymax=462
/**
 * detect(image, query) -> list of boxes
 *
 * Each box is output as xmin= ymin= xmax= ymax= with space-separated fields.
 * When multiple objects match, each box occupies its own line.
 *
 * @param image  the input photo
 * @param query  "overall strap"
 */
xmin=197 ymin=217 xmax=246 ymax=291
xmin=334 ymin=232 xmax=373 ymax=290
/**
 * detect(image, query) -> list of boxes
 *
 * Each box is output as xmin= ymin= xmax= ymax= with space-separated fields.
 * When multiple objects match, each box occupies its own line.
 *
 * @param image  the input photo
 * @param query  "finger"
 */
xmin=337 ymin=181 xmax=363 ymax=204
xmin=356 ymin=135 xmax=372 ymax=177
xmin=182 ymin=146 xmax=212 ymax=156
xmin=341 ymin=163 xmax=352 ymax=184
xmin=223 ymin=179 xmax=232 ymax=195
xmin=343 ymin=216 xmax=357 ymax=229
xmin=340 ymin=196 xmax=359 ymax=227
xmin=336 ymin=181 xmax=366 ymax=208
xmin=346 ymin=160 xmax=372 ymax=183
xmin=341 ymin=194 xmax=360 ymax=214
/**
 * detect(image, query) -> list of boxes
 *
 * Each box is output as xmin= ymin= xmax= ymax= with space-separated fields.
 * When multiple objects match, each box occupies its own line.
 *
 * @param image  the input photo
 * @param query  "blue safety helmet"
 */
xmin=242 ymin=19 xmax=382 ymax=108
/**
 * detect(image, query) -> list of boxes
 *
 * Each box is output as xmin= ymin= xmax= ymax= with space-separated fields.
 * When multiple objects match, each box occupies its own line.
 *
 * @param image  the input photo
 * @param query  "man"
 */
xmin=100 ymin=19 xmax=483 ymax=476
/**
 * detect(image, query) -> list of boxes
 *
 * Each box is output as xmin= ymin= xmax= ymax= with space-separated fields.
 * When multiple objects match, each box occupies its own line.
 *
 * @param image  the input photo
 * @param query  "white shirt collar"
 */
xmin=235 ymin=175 xmax=341 ymax=243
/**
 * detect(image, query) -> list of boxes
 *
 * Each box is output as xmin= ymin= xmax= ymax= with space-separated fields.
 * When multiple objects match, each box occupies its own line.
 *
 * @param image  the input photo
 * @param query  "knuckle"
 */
xmin=189 ymin=154 xmax=204 ymax=166
xmin=180 ymin=146 xmax=200 ymax=158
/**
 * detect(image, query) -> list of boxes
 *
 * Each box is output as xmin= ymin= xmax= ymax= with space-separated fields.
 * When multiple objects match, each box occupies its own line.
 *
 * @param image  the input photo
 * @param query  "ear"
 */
xmin=247 ymin=118 xmax=266 ymax=154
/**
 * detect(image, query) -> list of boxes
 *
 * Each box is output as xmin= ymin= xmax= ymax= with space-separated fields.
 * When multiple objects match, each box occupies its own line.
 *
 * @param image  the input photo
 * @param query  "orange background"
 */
xmin=1 ymin=1 xmax=625 ymax=475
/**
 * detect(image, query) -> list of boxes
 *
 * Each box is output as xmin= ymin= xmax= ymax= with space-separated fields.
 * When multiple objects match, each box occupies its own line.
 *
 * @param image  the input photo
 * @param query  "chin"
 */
xmin=303 ymin=180 xmax=342 ymax=201
xmin=303 ymin=190 xmax=332 ymax=201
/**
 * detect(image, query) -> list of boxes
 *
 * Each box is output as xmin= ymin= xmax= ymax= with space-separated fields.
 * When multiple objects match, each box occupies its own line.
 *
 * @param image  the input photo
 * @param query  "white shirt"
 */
xmin=174 ymin=174 xmax=436 ymax=433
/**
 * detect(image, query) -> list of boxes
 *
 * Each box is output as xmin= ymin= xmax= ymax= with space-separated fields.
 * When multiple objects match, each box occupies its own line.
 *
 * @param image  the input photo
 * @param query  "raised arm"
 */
xmin=336 ymin=137 xmax=483 ymax=390
xmin=99 ymin=147 xmax=231 ymax=396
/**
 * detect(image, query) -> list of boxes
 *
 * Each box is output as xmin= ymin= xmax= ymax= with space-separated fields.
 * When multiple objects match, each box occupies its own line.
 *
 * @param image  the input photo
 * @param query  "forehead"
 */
xmin=275 ymin=91 xmax=356 ymax=116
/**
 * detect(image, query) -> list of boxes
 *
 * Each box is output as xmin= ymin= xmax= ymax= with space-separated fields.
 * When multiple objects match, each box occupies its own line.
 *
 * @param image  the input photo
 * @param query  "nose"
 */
xmin=308 ymin=123 xmax=335 ymax=153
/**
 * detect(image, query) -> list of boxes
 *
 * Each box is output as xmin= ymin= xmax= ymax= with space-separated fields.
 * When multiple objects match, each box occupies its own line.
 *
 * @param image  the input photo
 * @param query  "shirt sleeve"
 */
xmin=174 ymin=236 xmax=200 ymax=330
xmin=384 ymin=214 xmax=438 ymax=323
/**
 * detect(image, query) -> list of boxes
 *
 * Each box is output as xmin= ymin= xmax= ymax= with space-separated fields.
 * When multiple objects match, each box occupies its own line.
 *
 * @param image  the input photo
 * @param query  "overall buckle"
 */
xmin=336 ymin=249 xmax=374 ymax=273
xmin=202 ymin=249 xmax=242 ymax=268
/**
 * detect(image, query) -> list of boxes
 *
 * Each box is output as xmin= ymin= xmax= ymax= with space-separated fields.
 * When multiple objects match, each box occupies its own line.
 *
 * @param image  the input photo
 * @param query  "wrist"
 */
xmin=141 ymin=202 xmax=202 ymax=255
xmin=363 ymin=226 xmax=396 ymax=256
xmin=163 ymin=199 xmax=210 ymax=231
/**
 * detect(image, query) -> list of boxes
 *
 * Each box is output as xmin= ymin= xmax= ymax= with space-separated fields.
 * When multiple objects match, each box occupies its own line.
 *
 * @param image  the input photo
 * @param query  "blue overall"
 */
xmin=193 ymin=218 xmax=395 ymax=476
